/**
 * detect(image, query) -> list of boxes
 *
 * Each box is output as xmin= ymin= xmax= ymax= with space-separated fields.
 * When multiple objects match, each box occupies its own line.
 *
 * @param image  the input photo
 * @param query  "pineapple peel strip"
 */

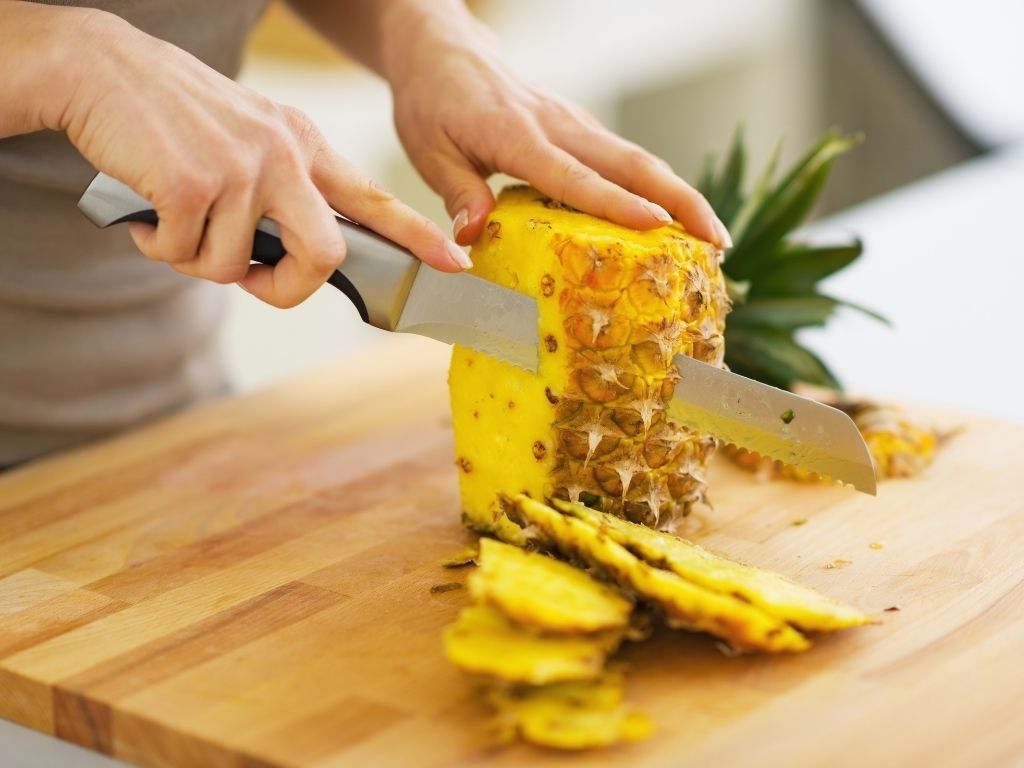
xmin=505 ymin=494 xmax=809 ymax=653
xmin=554 ymin=499 xmax=873 ymax=631
xmin=469 ymin=538 xmax=634 ymax=634
xmin=487 ymin=672 xmax=654 ymax=750
xmin=443 ymin=604 xmax=624 ymax=685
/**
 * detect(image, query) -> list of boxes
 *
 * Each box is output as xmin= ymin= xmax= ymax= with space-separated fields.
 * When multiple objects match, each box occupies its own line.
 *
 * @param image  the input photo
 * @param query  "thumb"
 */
xmin=429 ymin=156 xmax=496 ymax=246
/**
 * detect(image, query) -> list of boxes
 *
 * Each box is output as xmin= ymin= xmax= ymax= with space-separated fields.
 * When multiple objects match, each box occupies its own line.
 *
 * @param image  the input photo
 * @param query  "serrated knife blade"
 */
xmin=668 ymin=354 xmax=877 ymax=494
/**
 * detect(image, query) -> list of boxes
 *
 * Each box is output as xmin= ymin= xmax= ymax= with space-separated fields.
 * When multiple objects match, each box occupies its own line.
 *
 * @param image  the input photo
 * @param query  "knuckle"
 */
xmin=489 ymin=103 xmax=533 ymax=129
xmin=621 ymin=145 xmax=666 ymax=179
xmin=559 ymin=161 xmax=594 ymax=191
xmin=626 ymin=146 xmax=655 ymax=169
xmin=263 ymin=292 xmax=300 ymax=309
xmin=279 ymin=104 xmax=311 ymax=130
xmin=166 ymin=169 xmax=216 ymax=209
xmin=306 ymin=235 xmax=345 ymax=273
xmin=260 ymin=120 xmax=301 ymax=160
xmin=157 ymin=242 xmax=196 ymax=264
xmin=541 ymin=95 xmax=577 ymax=123
xmin=282 ymin=106 xmax=324 ymax=152
xmin=415 ymin=215 xmax=440 ymax=242
xmin=204 ymin=261 xmax=250 ymax=285
xmin=360 ymin=176 xmax=396 ymax=204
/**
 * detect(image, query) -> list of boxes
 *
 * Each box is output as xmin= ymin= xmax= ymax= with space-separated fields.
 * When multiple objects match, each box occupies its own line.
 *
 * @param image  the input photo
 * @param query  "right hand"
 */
xmin=57 ymin=8 xmax=470 ymax=307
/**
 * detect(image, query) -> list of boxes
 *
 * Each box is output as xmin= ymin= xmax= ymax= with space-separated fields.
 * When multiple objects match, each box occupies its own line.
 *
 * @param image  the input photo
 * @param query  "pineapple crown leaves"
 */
xmin=697 ymin=128 xmax=888 ymax=391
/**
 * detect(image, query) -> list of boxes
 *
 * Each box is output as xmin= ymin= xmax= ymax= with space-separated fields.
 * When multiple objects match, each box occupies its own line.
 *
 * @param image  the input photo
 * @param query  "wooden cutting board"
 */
xmin=2 ymin=337 xmax=1022 ymax=768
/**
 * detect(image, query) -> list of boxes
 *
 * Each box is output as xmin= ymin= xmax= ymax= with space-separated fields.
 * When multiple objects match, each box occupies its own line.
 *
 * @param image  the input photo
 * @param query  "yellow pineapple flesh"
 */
xmin=488 ymin=672 xmax=653 ymax=750
xmin=469 ymin=538 xmax=633 ymax=634
xmin=557 ymin=499 xmax=871 ymax=632
xmin=505 ymin=494 xmax=810 ymax=653
xmin=443 ymin=604 xmax=624 ymax=685
xmin=449 ymin=186 xmax=729 ymax=536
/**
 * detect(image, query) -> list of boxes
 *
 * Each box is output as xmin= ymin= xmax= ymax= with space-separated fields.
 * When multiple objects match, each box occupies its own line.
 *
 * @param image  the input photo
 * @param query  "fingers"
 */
xmin=311 ymin=145 xmax=471 ymax=271
xmin=169 ymin=189 xmax=258 ymax=285
xmin=239 ymin=179 xmax=346 ymax=308
xmin=500 ymin=130 xmax=673 ymax=232
xmin=549 ymin=122 xmax=731 ymax=248
xmin=417 ymin=152 xmax=496 ymax=246
xmin=127 ymin=173 xmax=212 ymax=264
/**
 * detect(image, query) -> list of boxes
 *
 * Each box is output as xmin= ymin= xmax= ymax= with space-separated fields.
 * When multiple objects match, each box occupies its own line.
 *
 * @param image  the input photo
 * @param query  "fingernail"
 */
xmin=643 ymin=201 xmax=673 ymax=225
xmin=446 ymin=240 xmax=473 ymax=270
xmin=713 ymin=217 xmax=734 ymax=249
xmin=452 ymin=208 xmax=469 ymax=240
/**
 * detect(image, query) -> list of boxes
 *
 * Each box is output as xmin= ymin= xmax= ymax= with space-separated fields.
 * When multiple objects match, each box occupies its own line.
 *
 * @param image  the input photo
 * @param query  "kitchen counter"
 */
xmin=2 ymin=334 xmax=1023 ymax=767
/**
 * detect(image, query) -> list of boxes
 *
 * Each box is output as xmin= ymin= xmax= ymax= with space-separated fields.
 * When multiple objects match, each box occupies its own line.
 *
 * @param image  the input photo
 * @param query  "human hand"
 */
xmin=385 ymin=15 xmax=732 ymax=249
xmin=53 ymin=9 xmax=470 ymax=307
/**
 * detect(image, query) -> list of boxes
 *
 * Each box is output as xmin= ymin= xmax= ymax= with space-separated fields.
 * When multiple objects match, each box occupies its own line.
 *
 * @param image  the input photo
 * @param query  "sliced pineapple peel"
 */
xmin=488 ymin=672 xmax=654 ymax=750
xmin=470 ymin=538 xmax=633 ymax=634
xmin=555 ymin=499 xmax=873 ymax=631
xmin=505 ymin=494 xmax=809 ymax=653
xmin=443 ymin=604 xmax=624 ymax=685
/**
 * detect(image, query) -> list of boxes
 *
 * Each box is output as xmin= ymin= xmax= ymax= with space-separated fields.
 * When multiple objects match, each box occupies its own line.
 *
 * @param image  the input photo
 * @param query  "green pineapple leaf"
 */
xmin=726 ymin=297 xmax=841 ymax=330
xmin=697 ymin=129 xmax=884 ymax=392
xmin=701 ymin=127 xmax=746 ymax=227
xmin=745 ymin=241 xmax=863 ymax=296
xmin=724 ymin=327 xmax=842 ymax=391
xmin=729 ymin=139 xmax=782 ymax=244
xmin=726 ymin=132 xmax=863 ymax=279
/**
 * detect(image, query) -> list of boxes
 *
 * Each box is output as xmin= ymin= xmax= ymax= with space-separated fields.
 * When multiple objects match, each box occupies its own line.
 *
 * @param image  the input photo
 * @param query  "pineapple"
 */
xmin=443 ymin=604 xmax=625 ymax=684
xmin=469 ymin=538 xmax=633 ymax=633
xmin=448 ymin=132 xmax=881 ymax=536
xmin=449 ymin=186 xmax=729 ymax=536
xmin=727 ymin=399 xmax=947 ymax=482
xmin=558 ymin=499 xmax=870 ymax=632
xmin=843 ymin=401 xmax=943 ymax=478
xmin=697 ymin=130 xmax=883 ymax=391
xmin=488 ymin=672 xmax=653 ymax=750
xmin=505 ymin=494 xmax=810 ymax=653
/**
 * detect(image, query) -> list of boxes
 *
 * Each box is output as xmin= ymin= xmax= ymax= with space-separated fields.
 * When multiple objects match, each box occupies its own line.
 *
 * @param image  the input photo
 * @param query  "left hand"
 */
xmin=386 ymin=19 xmax=732 ymax=249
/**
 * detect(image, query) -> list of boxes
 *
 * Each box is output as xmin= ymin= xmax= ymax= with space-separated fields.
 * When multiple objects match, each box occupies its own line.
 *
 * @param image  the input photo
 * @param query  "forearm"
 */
xmin=285 ymin=0 xmax=495 ymax=84
xmin=0 ymin=1 xmax=99 ymax=139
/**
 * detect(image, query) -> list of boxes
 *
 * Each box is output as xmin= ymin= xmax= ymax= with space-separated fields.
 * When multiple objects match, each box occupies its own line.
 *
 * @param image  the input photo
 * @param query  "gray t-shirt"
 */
xmin=0 ymin=0 xmax=269 ymax=464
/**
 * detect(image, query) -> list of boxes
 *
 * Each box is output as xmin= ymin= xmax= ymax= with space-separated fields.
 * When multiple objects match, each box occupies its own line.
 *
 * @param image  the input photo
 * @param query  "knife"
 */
xmin=77 ymin=173 xmax=540 ymax=373
xmin=669 ymin=355 xmax=876 ymax=494
xmin=78 ymin=173 xmax=875 ymax=494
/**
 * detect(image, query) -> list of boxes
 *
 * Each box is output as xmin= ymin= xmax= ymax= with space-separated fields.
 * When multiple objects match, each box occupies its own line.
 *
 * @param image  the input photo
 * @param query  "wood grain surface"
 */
xmin=1 ymin=337 xmax=1022 ymax=768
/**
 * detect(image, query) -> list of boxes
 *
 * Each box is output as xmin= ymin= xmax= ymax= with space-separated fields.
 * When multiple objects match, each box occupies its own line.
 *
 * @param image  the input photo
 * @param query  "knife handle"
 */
xmin=76 ymin=173 xmax=422 ymax=331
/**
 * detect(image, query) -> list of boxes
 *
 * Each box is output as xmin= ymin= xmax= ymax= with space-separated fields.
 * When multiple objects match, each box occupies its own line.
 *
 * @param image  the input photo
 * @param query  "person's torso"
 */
xmin=0 ymin=0 xmax=270 ymax=464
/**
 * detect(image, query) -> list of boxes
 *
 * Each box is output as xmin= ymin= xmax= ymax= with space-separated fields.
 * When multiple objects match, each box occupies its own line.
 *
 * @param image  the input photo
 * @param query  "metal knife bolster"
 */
xmin=668 ymin=354 xmax=877 ymax=494
xmin=77 ymin=173 xmax=420 ymax=330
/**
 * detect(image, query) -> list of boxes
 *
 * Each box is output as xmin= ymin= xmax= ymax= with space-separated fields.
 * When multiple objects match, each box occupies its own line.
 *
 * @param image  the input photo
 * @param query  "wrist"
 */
xmin=0 ymin=2 xmax=111 ymax=135
xmin=378 ymin=0 xmax=497 ymax=87
xmin=43 ymin=8 xmax=131 ymax=133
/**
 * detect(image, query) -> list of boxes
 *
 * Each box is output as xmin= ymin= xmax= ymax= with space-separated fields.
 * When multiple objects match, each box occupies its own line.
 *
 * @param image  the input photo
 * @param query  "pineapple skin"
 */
xmin=449 ymin=186 xmax=729 ymax=535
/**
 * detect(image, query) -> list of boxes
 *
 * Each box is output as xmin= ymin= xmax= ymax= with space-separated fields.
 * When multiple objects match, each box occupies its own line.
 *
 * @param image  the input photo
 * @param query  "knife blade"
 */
xmin=669 ymin=354 xmax=877 ymax=494
xmin=77 ymin=173 xmax=539 ymax=372
xmin=78 ymin=174 xmax=875 ymax=492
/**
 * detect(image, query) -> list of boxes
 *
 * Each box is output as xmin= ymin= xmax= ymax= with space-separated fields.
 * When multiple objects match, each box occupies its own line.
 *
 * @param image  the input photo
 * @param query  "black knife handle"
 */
xmin=109 ymin=209 xmax=370 ymax=322
xmin=79 ymin=173 xmax=424 ymax=331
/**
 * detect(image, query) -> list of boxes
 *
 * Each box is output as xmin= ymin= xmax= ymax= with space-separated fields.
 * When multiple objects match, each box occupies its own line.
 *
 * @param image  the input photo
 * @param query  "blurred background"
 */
xmin=225 ymin=0 xmax=1024 ymax=421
